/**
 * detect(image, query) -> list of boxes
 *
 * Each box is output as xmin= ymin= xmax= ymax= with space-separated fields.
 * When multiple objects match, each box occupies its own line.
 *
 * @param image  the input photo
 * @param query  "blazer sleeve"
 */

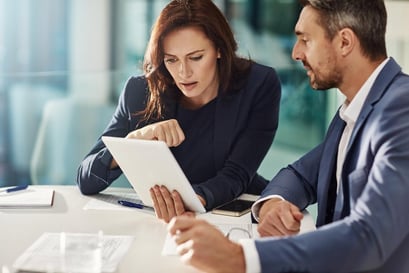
xmin=76 ymin=76 xmax=148 ymax=195
xmin=193 ymin=65 xmax=281 ymax=209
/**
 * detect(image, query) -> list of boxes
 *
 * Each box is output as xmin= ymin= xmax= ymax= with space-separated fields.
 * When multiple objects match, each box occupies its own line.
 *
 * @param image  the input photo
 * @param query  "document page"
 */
xmin=13 ymin=232 xmax=134 ymax=273
xmin=0 ymin=188 xmax=54 ymax=208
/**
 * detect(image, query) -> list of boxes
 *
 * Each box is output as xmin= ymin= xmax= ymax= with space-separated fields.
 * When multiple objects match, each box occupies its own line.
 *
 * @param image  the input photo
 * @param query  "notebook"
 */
xmin=101 ymin=136 xmax=206 ymax=213
xmin=0 ymin=187 xmax=55 ymax=208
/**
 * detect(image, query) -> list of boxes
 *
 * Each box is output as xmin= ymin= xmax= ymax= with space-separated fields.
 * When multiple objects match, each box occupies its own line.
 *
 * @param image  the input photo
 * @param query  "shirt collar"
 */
xmin=339 ymin=57 xmax=389 ymax=124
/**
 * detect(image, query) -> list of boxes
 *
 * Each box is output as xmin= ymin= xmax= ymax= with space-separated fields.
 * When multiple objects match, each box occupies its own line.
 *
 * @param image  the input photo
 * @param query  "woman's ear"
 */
xmin=217 ymin=49 xmax=221 ymax=59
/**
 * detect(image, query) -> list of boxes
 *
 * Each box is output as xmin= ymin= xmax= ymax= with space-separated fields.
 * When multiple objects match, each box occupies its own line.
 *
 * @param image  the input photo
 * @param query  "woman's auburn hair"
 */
xmin=139 ymin=0 xmax=252 ymax=122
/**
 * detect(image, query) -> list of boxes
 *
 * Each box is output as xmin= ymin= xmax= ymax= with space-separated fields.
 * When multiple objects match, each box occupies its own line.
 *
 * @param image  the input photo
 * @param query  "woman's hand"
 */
xmin=150 ymin=185 xmax=201 ymax=223
xmin=110 ymin=119 xmax=184 ymax=169
xmin=126 ymin=119 xmax=185 ymax=147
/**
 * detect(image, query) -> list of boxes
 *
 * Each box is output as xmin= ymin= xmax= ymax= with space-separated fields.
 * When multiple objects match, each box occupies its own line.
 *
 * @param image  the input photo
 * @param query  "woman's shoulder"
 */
xmin=120 ymin=74 xmax=149 ymax=107
xmin=123 ymin=74 xmax=148 ymax=94
xmin=239 ymin=62 xmax=280 ymax=91
xmin=249 ymin=62 xmax=278 ymax=78
xmin=125 ymin=74 xmax=148 ymax=88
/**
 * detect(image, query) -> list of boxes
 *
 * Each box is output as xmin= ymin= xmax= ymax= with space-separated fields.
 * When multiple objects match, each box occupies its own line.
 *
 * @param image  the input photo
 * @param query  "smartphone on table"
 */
xmin=211 ymin=199 xmax=255 ymax=217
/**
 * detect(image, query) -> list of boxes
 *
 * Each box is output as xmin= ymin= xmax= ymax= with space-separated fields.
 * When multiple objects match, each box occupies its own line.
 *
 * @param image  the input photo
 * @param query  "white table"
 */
xmin=0 ymin=186 xmax=315 ymax=272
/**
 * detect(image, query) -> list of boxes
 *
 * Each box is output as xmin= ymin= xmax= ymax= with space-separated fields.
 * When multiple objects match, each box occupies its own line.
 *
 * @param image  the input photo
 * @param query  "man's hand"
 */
xmin=126 ymin=119 xmax=185 ymax=147
xmin=168 ymin=216 xmax=246 ymax=273
xmin=257 ymin=198 xmax=303 ymax=237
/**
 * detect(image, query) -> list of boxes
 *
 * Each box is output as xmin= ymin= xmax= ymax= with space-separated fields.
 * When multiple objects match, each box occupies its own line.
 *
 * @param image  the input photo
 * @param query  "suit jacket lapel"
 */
xmin=332 ymin=59 xmax=402 ymax=221
xmin=316 ymin=115 xmax=346 ymax=226
xmin=345 ymin=58 xmax=401 ymax=156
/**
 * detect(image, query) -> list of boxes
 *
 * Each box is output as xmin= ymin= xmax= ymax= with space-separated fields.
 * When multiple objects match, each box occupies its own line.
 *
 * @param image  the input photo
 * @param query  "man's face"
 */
xmin=292 ymin=6 xmax=342 ymax=90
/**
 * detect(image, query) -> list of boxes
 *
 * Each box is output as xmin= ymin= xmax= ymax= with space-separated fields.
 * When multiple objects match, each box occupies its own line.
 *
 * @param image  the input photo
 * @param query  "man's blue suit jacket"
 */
xmin=256 ymin=58 xmax=409 ymax=273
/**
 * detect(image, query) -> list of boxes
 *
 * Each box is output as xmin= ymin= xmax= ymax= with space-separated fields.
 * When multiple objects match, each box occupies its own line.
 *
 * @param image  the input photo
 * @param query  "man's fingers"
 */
xmin=258 ymin=201 xmax=303 ymax=237
xmin=281 ymin=208 xmax=301 ymax=232
xmin=258 ymin=211 xmax=281 ymax=237
xmin=291 ymin=205 xmax=304 ymax=222
xmin=168 ymin=215 xmax=196 ymax=235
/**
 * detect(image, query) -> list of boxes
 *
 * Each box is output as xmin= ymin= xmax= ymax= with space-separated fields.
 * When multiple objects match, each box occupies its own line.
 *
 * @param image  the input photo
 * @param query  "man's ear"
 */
xmin=338 ymin=28 xmax=356 ymax=57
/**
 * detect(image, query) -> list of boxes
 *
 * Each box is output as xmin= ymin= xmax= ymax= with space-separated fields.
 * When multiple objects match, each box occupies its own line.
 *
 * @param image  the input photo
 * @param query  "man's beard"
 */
xmin=309 ymin=68 xmax=341 ymax=91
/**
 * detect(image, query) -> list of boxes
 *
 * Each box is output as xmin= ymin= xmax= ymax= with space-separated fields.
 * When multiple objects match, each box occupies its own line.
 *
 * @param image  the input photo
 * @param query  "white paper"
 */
xmin=13 ymin=232 xmax=134 ymax=273
xmin=0 ymin=188 xmax=54 ymax=208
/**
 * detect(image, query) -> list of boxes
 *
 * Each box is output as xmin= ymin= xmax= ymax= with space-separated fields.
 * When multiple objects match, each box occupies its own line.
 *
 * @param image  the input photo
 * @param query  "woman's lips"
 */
xmin=180 ymin=82 xmax=198 ymax=91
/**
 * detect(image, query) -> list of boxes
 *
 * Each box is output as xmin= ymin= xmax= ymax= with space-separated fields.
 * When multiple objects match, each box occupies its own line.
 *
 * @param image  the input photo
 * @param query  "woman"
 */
xmin=76 ymin=0 xmax=281 ymax=222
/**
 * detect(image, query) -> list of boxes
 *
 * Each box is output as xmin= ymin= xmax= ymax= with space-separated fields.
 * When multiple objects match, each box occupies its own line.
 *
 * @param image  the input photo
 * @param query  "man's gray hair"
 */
xmin=300 ymin=0 xmax=387 ymax=60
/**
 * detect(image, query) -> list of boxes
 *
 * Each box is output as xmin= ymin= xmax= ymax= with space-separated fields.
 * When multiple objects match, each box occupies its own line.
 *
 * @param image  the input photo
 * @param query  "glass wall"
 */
xmin=0 ymin=0 xmax=69 ymax=186
xmin=1 ymin=0 xmax=407 ymax=188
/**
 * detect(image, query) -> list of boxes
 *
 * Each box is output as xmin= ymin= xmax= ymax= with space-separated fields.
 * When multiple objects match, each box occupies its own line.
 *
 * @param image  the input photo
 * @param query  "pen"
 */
xmin=0 ymin=184 xmax=28 ymax=194
xmin=117 ymin=200 xmax=151 ymax=210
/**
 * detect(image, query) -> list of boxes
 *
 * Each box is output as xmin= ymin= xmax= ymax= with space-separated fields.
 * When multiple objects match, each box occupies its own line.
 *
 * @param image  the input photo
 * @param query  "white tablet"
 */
xmin=101 ymin=136 xmax=206 ymax=213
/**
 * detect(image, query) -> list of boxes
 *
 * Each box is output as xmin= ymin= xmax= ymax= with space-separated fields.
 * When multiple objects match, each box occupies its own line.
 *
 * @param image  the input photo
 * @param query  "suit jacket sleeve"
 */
xmin=259 ymin=111 xmax=346 ymax=214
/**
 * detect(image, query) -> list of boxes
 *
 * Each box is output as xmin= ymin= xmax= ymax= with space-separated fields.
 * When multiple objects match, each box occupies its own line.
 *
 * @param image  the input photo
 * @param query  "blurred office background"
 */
xmin=0 ymin=0 xmax=408 ymax=201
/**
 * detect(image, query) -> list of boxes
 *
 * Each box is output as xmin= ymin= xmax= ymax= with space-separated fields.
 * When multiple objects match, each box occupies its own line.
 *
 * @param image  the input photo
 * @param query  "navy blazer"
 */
xmin=256 ymin=58 xmax=409 ymax=273
xmin=77 ymin=63 xmax=281 ymax=209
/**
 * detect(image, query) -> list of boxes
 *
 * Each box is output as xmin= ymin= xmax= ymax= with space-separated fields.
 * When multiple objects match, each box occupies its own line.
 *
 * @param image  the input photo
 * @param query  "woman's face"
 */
xmin=163 ymin=26 xmax=220 ymax=109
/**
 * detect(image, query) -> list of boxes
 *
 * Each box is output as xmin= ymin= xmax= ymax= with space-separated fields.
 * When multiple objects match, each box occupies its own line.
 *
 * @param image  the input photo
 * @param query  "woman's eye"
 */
xmin=190 ymin=55 xmax=203 ymax=61
xmin=165 ymin=58 xmax=177 ymax=64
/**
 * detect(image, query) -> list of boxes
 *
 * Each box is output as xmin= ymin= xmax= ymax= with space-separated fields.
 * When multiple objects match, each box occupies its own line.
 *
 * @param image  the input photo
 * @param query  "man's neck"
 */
xmin=339 ymin=57 xmax=387 ymax=102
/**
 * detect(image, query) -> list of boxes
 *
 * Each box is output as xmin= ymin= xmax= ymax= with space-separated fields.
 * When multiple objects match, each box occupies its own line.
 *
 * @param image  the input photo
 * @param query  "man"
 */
xmin=168 ymin=0 xmax=409 ymax=272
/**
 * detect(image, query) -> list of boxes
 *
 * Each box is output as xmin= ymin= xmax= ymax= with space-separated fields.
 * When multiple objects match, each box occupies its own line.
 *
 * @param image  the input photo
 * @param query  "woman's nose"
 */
xmin=179 ymin=61 xmax=192 ymax=78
